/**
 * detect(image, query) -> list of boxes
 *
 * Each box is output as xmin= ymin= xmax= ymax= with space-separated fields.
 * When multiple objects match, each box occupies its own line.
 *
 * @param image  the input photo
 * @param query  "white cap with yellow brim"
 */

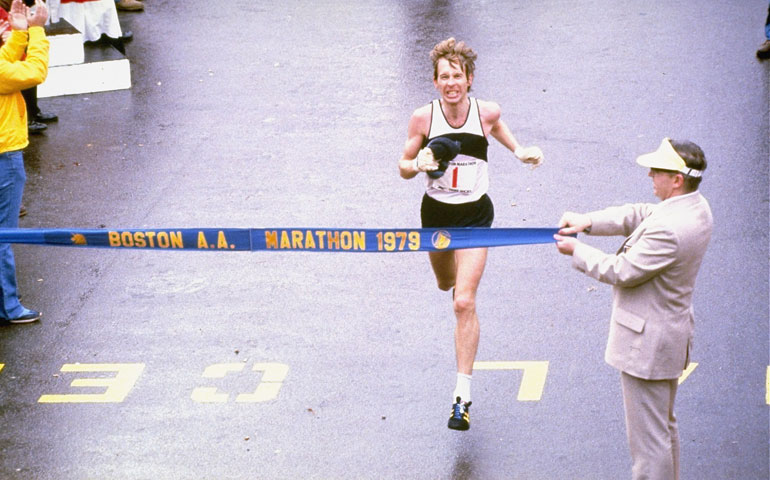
xmin=635 ymin=138 xmax=702 ymax=178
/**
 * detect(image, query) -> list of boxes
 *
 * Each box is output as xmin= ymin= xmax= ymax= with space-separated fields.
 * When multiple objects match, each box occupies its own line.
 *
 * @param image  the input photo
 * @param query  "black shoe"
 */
xmin=121 ymin=30 xmax=133 ymax=42
xmin=28 ymin=120 xmax=47 ymax=134
xmin=108 ymin=36 xmax=126 ymax=54
xmin=7 ymin=308 xmax=42 ymax=324
xmin=448 ymin=396 xmax=471 ymax=431
xmin=758 ymin=40 xmax=770 ymax=60
xmin=35 ymin=111 xmax=58 ymax=123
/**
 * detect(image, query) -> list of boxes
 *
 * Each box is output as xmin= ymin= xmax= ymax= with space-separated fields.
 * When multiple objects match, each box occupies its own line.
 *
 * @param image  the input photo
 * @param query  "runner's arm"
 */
xmin=399 ymin=107 xmax=430 ymax=179
xmin=484 ymin=101 xmax=543 ymax=167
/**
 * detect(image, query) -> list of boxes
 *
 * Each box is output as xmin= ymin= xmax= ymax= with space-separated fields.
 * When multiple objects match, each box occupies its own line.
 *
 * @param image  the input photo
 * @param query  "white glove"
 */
xmin=514 ymin=146 xmax=544 ymax=168
xmin=412 ymin=148 xmax=439 ymax=172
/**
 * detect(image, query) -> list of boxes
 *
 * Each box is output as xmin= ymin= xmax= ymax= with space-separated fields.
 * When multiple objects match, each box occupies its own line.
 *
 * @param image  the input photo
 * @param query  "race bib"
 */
xmin=434 ymin=159 xmax=478 ymax=193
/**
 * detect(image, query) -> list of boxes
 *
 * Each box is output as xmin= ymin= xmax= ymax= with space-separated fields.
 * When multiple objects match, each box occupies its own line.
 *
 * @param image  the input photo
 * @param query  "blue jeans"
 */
xmin=766 ymin=3 xmax=770 ymax=40
xmin=0 ymin=151 xmax=26 ymax=318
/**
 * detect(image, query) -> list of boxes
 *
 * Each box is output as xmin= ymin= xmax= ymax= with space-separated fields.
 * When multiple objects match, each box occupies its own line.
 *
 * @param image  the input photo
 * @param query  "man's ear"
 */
xmin=674 ymin=173 xmax=686 ymax=189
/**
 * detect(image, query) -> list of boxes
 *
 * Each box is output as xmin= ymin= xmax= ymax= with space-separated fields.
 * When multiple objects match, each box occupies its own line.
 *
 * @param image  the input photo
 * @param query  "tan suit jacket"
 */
xmin=572 ymin=191 xmax=713 ymax=380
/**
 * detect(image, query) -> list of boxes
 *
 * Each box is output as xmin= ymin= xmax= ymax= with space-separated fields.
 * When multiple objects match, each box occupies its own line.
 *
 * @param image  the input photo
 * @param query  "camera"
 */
xmin=23 ymin=0 xmax=36 ymax=6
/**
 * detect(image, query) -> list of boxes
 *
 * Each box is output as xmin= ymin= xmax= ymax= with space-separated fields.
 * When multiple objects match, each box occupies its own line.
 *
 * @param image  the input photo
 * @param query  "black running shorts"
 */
xmin=420 ymin=193 xmax=494 ymax=228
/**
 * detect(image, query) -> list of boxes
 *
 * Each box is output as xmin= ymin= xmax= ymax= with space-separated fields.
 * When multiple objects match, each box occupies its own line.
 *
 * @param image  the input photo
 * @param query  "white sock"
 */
xmin=453 ymin=373 xmax=472 ymax=403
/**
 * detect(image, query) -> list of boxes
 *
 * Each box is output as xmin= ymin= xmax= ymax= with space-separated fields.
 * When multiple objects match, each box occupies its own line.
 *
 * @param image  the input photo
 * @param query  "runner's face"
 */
xmin=434 ymin=58 xmax=472 ymax=105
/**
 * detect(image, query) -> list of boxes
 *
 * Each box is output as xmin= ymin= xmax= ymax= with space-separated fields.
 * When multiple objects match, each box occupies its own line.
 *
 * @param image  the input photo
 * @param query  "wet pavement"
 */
xmin=0 ymin=1 xmax=768 ymax=479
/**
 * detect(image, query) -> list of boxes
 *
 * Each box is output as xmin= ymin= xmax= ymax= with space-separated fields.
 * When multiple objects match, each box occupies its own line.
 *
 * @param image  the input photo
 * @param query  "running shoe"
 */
xmin=7 ymin=309 xmax=42 ymax=324
xmin=448 ymin=396 xmax=471 ymax=431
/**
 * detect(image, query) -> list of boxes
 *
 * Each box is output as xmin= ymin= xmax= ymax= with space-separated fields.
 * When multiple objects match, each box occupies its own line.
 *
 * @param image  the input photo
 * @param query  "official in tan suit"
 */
xmin=554 ymin=138 xmax=713 ymax=480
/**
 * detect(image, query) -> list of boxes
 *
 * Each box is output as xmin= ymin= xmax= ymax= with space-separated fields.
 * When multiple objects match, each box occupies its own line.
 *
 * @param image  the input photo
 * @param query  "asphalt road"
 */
xmin=0 ymin=1 xmax=768 ymax=479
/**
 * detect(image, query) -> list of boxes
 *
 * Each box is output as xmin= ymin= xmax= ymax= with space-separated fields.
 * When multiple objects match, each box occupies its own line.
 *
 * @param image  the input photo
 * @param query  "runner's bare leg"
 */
xmin=452 ymin=247 xmax=486 ymax=374
xmin=428 ymin=247 xmax=487 ymax=374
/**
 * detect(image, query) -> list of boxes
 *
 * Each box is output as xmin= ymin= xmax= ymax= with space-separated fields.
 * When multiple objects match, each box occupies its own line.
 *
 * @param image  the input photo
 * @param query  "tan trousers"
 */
xmin=620 ymin=372 xmax=680 ymax=480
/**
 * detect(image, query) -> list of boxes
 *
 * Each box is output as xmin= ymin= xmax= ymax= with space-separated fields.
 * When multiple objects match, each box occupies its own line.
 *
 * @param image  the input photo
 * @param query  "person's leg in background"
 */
xmin=0 ymin=151 xmax=40 ymax=323
xmin=21 ymin=86 xmax=57 ymax=135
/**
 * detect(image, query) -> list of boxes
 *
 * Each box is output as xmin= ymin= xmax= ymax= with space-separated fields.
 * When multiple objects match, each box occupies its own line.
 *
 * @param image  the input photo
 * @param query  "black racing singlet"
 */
xmin=424 ymin=98 xmax=489 ymax=204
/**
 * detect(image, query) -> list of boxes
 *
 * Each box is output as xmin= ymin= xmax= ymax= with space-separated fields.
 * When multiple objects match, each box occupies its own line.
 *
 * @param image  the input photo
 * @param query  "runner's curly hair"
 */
xmin=430 ymin=37 xmax=477 ymax=90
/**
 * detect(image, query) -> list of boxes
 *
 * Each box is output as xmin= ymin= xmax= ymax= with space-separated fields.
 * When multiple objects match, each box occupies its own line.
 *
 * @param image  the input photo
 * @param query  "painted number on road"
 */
xmin=191 ymin=362 xmax=289 ymax=403
xmin=3 ymin=361 xmax=765 ymax=405
xmin=678 ymin=362 xmax=698 ymax=385
xmin=38 ymin=363 xmax=145 ymax=403
xmin=474 ymin=361 xmax=549 ymax=401
xmin=473 ymin=361 xmax=700 ymax=401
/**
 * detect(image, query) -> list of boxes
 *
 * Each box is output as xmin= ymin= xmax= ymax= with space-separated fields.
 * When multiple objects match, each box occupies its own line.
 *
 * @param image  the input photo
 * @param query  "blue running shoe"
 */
xmin=448 ymin=396 xmax=471 ymax=431
xmin=7 ymin=308 xmax=42 ymax=324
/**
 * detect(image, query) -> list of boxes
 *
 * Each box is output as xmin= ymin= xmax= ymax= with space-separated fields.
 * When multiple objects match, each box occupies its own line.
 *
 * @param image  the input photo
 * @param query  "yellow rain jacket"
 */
xmin=0 ymin=26 xmax=49 ymax=154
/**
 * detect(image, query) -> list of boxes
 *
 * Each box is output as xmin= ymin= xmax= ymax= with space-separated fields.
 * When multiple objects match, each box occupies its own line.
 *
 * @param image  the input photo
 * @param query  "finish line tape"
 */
xmin=0 ymin=227 xmax=561 ymax=253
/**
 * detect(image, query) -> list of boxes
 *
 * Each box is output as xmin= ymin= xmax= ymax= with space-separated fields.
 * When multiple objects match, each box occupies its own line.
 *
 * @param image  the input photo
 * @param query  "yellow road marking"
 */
xmin=38 ymin=363 xmax=145 ymax=403
xmin=191 ymin=362 xmax=289 ymax=403
xmin=474 ymin=361 xmax=549 ymax=401
xmin=678 ymin=362 xmax=698 ymax=385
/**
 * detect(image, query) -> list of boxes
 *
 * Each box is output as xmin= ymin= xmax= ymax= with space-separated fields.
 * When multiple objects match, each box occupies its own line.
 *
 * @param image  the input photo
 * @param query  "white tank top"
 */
xmin=424 ymin=98 xmax=490 ymax=204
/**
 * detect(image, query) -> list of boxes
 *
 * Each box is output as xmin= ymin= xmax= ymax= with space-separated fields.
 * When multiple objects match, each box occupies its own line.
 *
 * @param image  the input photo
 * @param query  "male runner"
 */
xmin=398 ymin=37 xmax=544 ymax=430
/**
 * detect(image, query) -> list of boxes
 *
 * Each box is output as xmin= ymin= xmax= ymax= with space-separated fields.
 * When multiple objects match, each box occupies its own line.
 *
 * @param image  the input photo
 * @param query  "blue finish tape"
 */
xmin=0 ymin=227 xmax=561 ymax=252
